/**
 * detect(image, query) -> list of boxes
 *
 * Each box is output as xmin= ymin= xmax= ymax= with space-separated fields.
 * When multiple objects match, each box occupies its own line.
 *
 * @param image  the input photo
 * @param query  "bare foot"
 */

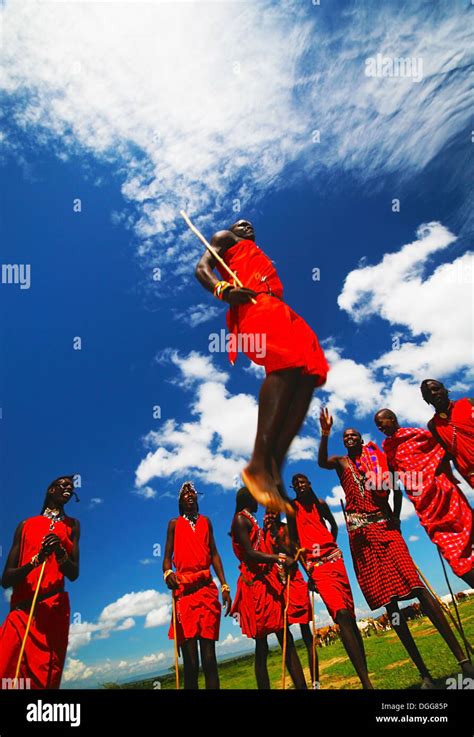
xmin=242 ymin=465 xmax=294 ymax=516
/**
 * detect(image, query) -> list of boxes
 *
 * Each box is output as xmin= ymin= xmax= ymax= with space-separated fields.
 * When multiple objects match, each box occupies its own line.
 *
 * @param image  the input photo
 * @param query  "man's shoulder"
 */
xmin=211 ymin=230 xmax=236 ymax=248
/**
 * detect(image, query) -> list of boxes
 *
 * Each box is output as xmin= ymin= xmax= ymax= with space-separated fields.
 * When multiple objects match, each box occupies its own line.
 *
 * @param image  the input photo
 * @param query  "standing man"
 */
xmin=420 ymin=380 xmax=474 ymax=488
xmin=375 ymin=408 xmax=474 ymax=588
xmin=288 ymin=472 xmax=374 ymax=689
xmin=263 ymin=510 xmax=316 ymax=683
xmin=318 ymin=410 xmax=474 ymax=686
xmin=163 ymin=481 xmax=231 ymax=690
xmin=195 ymin=219 xmax=329 ymax=513
xmin=0 ymin=475 xmax=80 ymax=689
xmin=231 ymin=487 xmax=307 ymax=689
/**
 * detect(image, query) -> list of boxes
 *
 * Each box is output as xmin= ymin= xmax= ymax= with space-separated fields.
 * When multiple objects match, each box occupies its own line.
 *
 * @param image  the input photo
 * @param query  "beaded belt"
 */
xmin=346 ymin=510 xmax=386 ymax=533
xmin=308 ymin=548 xmax=343 ymax=571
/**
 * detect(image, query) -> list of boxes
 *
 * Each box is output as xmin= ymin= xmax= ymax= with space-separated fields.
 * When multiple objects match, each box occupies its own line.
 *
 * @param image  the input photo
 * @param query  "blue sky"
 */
xmin=1 ymin=0 xmax=472 ymax=687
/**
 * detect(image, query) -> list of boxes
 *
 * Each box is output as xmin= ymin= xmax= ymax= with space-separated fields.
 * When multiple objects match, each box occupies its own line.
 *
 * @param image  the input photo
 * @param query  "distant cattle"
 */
xmin=401 ymin=602 xmax=423 ymax=621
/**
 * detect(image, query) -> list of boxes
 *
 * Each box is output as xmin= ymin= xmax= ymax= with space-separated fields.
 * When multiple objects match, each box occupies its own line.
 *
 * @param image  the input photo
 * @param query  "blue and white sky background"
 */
xmin=1 ymin=0 xmax=473 ymax=688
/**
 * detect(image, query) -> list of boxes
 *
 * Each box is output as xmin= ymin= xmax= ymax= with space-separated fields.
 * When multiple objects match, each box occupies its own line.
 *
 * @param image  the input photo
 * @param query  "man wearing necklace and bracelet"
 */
xmin=0 ymin=475 xmax=80 ymax=689
xmin=163 ymin=481 xmax=231 ymax=689
xmin=320 ymin=409 xmax=474 ymax=687
xmin=230 ymin=487 xmax=307 ymax=689
xmin=420 ymin=380 xmax=474 ymax=488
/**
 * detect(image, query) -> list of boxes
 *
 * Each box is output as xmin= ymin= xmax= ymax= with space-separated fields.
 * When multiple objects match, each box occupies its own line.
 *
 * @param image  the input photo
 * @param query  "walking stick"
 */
xmin=180 ymin=211 xmax=257 ymax=304
xmin=437 ymin=549 xmax=472 ymax=663
xmin=171 ymin=593 xmax=180 ymax=689
xmin=281 ymin=574 xmax=291 ymax=690
xmin=414 ymin=562 xmax=473 ymax=656
xmin=310 ymin=590 xmax=319 ymax=688
xmin=14 ymin=560 xmax=47 ymax=686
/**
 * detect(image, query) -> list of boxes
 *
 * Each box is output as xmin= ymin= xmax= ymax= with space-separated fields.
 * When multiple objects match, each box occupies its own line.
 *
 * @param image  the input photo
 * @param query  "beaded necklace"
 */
xmin=239 ymin=509 xmax=262 ymax=549
xmin=183 ymin=513 xmax=199 ymax=531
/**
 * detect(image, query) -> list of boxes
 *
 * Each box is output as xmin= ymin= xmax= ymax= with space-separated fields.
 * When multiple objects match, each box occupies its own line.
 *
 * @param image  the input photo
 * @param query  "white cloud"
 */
xmin=338 ymin=223 xmax=473 ymax=383
xmin=216 ymin=633 xmax=244 ymax=651
xmin=135 ymin=351 xmax=315 ymax=492
xmin=325 ymin=485 xmax=345 ymax=509
xmin=63 ymin=658 xmax=95 ymax=682
xmin=99 ymin=590 xmax=170 ymax=624
xmin=88 ymin=497 xmax=103 ymax=508
xmin=68 ymin=589 xmax=171 ymax=653
xmin=2 ymin=1 xmax=471 ymax=274
xmin=134 ymin=485 xmax=157 ymax=500
xmin=63 ymin=650 xmax=167 ymax=685
xmin=321 ymin=346 xmax=385 ymax=419
xmin=409 ymin=535 xmax=419 ymax=542
xmin=173 ymin=303 xmax=221 ymax=328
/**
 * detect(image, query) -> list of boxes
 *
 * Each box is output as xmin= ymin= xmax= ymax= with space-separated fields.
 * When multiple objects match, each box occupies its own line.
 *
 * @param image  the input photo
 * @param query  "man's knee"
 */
xmin=335 ymin=608 xmax=353 ymax=624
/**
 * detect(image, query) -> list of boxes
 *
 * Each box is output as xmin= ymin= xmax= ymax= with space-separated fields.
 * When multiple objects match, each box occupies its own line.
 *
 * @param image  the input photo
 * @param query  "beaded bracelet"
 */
xmin=213 ymin=281 xmax=233 ymax=300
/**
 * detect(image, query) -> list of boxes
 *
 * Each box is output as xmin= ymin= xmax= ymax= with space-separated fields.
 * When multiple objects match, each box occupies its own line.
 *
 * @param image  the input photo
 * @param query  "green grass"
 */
xmin=102 ymin=599 xmax=474 ymax=690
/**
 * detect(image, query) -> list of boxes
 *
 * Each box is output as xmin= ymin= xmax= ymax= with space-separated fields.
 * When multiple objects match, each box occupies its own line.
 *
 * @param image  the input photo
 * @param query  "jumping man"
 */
xmin=195 ymin=220 xmax=329 ymax=513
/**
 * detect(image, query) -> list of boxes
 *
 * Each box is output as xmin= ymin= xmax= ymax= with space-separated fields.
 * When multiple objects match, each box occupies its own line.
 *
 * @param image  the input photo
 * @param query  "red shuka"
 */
xmin=430 ymin=398 xmax=474 ymax=488
xmin=231 ymin=511 xmax=283 ymax=638
xmin=293 ymin=498 xmax=354 ymax=621
xmin=384 ymin=428 xmax=474 ymax=577
xmin=168 ymin=516 xmax=221 ymax=645
xmin=216 ymin=239 xmax=329 ymax=386
xmin=0 ymin=515 xmax=74 ymax=689
xmin=263 ymin=526 xmax=311 ymax=625
xmin=341 ymin=458 xmax=423 ymax=610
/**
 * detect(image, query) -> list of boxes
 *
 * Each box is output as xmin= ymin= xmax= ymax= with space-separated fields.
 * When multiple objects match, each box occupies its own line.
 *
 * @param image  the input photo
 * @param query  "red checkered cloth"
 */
xmin=384 ymin=427 xmax=474 ymax=577
xmin=341 ymin=465 xmax=423 ymax=609
xmin=431 ymin=398 xmax=474 ymax=488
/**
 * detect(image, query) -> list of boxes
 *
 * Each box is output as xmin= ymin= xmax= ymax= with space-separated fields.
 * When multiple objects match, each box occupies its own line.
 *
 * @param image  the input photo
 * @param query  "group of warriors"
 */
xmin=0 ymin=219 xmax=472 ymax=690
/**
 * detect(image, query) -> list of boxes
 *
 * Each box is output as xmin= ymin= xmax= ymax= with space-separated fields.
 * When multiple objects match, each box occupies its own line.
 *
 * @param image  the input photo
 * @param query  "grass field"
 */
xmin=103 ymin=599 xmax=474 ymax=690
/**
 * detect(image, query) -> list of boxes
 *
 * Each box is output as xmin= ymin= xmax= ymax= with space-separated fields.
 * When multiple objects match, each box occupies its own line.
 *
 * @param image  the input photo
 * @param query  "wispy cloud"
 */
xmin=2 ymin=0 xmax=472 ymax=277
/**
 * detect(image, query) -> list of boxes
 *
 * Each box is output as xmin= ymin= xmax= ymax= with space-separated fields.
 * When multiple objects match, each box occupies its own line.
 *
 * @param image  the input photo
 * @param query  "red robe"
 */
xmin=293 ymin=497 xmax=354 ymax=620
xmin=231 ymin=511 xmax=283 ymax=638
xmin=168 ymin=516 xmax=221 ymax=645
xmin=430 ymin=398 xmax=474 ymax=488
xmin=383 ymin=428 xmax=474 ymax=577
xmin=0 ymin=515 xmax=74 ymax=689
xmin=341 ymin=450 xmax=423 ymax=610
xmin=216 ymin=239 xmax=329 ymax=386
xmin=263 ymin=526 xmax=311 ymax=625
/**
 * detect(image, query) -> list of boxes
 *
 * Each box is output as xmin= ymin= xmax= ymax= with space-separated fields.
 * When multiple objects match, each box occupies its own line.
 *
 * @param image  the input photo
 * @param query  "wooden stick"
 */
xmin=281 ymin=574 xmax=291 ymax=690
xmin=14 ymin=560 xmax=47 ymax=686
xmin=172 ymin=593 xmax=180 ymax=689
xmin=180 ymin=210 xmax=257 ymax=304
xmin=310 ymin=590 xmax=319 ymax=689
xmin=415 ymin=563 xmax=473 ymax=654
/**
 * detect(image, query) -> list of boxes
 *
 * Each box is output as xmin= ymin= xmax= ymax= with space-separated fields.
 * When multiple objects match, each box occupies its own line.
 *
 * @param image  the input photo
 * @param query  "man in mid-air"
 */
xmin=195 ymin=219 xmax=329 ymax=514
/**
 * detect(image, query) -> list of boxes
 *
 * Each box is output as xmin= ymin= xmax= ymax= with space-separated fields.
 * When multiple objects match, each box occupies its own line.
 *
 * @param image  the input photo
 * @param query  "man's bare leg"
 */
xmin=275 ymin=628 xmax=307 ymax=689
xmin=199 ymin=638 xmax=220 ymax=689
xmin=272 ymin=374 xmax=316 ymax=489
xmin=255 ymin=637 xmax=270 ymax=689
xmin=243 ymin=368 xmax=300 ymax=513
xmin=335 ymin=609 xmax=373 ymax=689
xmin=385 ymin=601 xmax=434 ymax=686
